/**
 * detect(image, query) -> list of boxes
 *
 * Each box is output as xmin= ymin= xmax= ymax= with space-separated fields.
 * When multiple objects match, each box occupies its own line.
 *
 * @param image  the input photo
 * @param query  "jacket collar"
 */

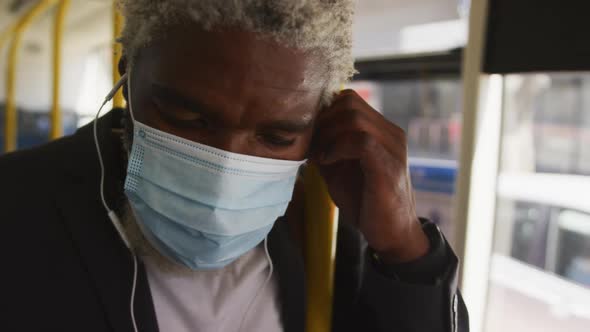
xmin=268 ymin=222 xmax=306 ymax=332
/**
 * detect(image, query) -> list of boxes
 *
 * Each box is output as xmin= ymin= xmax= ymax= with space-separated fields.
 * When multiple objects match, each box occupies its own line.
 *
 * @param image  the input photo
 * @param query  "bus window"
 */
xmin=0 ymin=107 xmax=78 ymax=150
xmin=485 ymin=73 xmax=590 ymax=332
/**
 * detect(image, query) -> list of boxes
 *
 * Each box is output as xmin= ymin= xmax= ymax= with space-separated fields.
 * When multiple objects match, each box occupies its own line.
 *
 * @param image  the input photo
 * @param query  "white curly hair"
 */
xmin=117 ymin=0 xmax=356 ymax=105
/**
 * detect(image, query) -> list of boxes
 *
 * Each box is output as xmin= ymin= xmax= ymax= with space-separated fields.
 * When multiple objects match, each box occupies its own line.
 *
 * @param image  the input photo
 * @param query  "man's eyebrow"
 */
xmin=261 ymin=118 xmax=313 ymax=133
xmin=151 ymin=82 xmax=214 ymax=115
xmin=152 ymin=82 xmax=313 ymax=132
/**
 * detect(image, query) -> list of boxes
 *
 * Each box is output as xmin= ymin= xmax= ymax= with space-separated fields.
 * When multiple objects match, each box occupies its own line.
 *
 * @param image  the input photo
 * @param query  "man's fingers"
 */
xmin=317 ymin=131 xmax=404 ymax=168
xmin=315 ymin=91 xmax=407 ymax=154
xmin=313 ymin=120 xmax=407 ymax=164
xmin=319 ymin=131 xmax=373 ymax=164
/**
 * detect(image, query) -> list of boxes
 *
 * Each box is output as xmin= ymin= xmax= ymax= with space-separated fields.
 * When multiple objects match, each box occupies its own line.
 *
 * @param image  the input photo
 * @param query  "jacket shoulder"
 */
xmin=0 ymin=133 xmax=93 ymax=205
xmin=0 ymin=135 xmax=81 ymax=180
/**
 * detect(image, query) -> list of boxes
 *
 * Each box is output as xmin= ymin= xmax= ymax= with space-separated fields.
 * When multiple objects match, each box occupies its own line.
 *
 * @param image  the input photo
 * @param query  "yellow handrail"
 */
xmin=50 ymin=0 xmax=71 ymax=140
xmin=112 ymin=2 xmax=125 ymax=109
xmin=0 ymin=25 xmax=15 ymax=51
xmin=5 ymin=0 xmax=59 ymax=153
xmin=303 ymin=165 xmax=338 ymax=332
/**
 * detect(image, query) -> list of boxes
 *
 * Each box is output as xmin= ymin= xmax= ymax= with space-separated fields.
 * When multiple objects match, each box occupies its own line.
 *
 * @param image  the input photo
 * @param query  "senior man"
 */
xmin=1 ymin=1 xmax=468 ymax=331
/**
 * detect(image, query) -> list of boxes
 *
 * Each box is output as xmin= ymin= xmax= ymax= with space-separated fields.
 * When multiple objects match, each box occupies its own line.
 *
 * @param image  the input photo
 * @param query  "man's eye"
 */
xmin=261 ymin=134 xmax=296 ymax=147
xmin=153 ymin=98 xmax=208 ymax=128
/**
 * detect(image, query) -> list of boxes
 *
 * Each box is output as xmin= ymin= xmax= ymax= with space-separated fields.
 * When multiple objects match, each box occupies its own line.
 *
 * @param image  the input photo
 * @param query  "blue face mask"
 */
xmin=123 ymin=79 xmax=305 ymax=270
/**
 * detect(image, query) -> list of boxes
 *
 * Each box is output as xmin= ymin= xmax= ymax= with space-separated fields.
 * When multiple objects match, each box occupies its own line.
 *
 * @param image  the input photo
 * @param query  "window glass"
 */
xmin=0 ymin=107 xmax=78 ymax=151
xmin=485 ymin=73 xmax=590 ymax=332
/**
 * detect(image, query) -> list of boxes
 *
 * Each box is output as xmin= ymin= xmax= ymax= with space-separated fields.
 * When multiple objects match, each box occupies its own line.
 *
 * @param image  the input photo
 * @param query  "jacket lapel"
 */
xmin=268 ymin=220 xmax=306 ymax=332
xmin=54 ymin=110 xmax=159 ymax=332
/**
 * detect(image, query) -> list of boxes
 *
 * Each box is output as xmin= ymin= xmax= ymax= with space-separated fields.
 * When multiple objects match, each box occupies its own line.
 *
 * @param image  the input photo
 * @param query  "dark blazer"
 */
xmin=0 ymin=109 xmax=468 ymax=332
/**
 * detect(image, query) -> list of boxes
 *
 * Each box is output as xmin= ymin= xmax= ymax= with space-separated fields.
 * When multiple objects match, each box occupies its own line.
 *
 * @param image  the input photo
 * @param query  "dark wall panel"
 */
xmin=484 ymin=0 xmax=590 ymax=73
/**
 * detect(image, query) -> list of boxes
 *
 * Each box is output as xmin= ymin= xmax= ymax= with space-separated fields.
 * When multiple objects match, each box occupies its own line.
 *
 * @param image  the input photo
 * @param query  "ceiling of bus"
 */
xmin=0 ymin=0 xmax=111 ymax=34
xmin=0 ymin=0 xmax=461 ymax=35
xmin=1 ymin=0 xmax=399 ymax=30
xmin=0 ymin=0 xmax=464 ymax=67
xmin=0 ymin=0 xmax=464 ymax=111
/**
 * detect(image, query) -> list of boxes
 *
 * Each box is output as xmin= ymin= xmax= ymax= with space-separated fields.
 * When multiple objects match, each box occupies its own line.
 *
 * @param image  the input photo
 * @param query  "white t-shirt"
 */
xmin=143 ymin=245 xmax=283 ymax=332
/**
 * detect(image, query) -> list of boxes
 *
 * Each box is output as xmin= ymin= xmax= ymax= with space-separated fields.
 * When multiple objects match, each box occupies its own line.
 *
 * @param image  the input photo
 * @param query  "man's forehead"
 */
xmin=137 ymin=26 xmax=326 ymax=93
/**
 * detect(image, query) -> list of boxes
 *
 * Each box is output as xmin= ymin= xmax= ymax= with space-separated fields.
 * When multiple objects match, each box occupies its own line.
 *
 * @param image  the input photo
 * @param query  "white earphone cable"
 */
xmin=238 ymin=237 xmax=274 ymax=331
xmin=130 ymin=254 xmax=139 ymax=332
xmin=93 ymin=73 xmax=138 ymax=332
xmin=93 ymin=99 xmax=110 ymax=215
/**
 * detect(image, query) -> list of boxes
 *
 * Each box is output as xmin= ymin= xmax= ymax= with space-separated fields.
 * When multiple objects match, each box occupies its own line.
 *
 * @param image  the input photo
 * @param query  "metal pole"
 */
xmin=50 ymin=0 xmax=71 ymax=140
xmin=0 ymin=25 xmax=15 ymax=51
xmin=454 ymin=0 xmax=491 ymax=281
xmin=112 ymin=2 xmax=125 ymax=109
xmin=4 ymin=0 xmax=59 ymax=153
xmin=0 ymin=26 xmax=14 ymax=151
xmin=455 ymin=0 xmax=494 ymax=330
xmin=303 ymin=165 xmax=338 ymax=332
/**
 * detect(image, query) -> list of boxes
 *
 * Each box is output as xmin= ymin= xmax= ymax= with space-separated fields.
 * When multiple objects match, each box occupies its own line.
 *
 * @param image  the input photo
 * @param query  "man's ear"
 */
xmin=118 ymin=56 xmax=128 ymax=99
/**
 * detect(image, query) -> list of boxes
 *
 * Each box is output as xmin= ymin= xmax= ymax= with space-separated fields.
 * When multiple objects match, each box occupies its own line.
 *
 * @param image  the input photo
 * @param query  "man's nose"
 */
xmin=208 ymin=131 xmax=255 ymax=157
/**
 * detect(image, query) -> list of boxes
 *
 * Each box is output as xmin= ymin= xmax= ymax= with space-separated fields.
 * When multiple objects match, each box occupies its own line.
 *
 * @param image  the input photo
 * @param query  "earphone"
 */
xmin=93 ymin=72 xmax=139 ymax=332
xmin=93 ymin=73 xmax=130 ymax=248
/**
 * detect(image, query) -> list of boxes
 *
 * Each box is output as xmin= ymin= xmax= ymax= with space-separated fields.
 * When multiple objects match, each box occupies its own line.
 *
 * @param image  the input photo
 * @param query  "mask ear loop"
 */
xmin=93 ymin=72 xmax=139 ymax=332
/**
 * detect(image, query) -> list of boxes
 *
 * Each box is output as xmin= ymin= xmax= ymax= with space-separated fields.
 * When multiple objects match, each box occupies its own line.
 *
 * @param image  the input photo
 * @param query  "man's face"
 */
xmin=126 ymin=25 xmax=324 ymax=161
